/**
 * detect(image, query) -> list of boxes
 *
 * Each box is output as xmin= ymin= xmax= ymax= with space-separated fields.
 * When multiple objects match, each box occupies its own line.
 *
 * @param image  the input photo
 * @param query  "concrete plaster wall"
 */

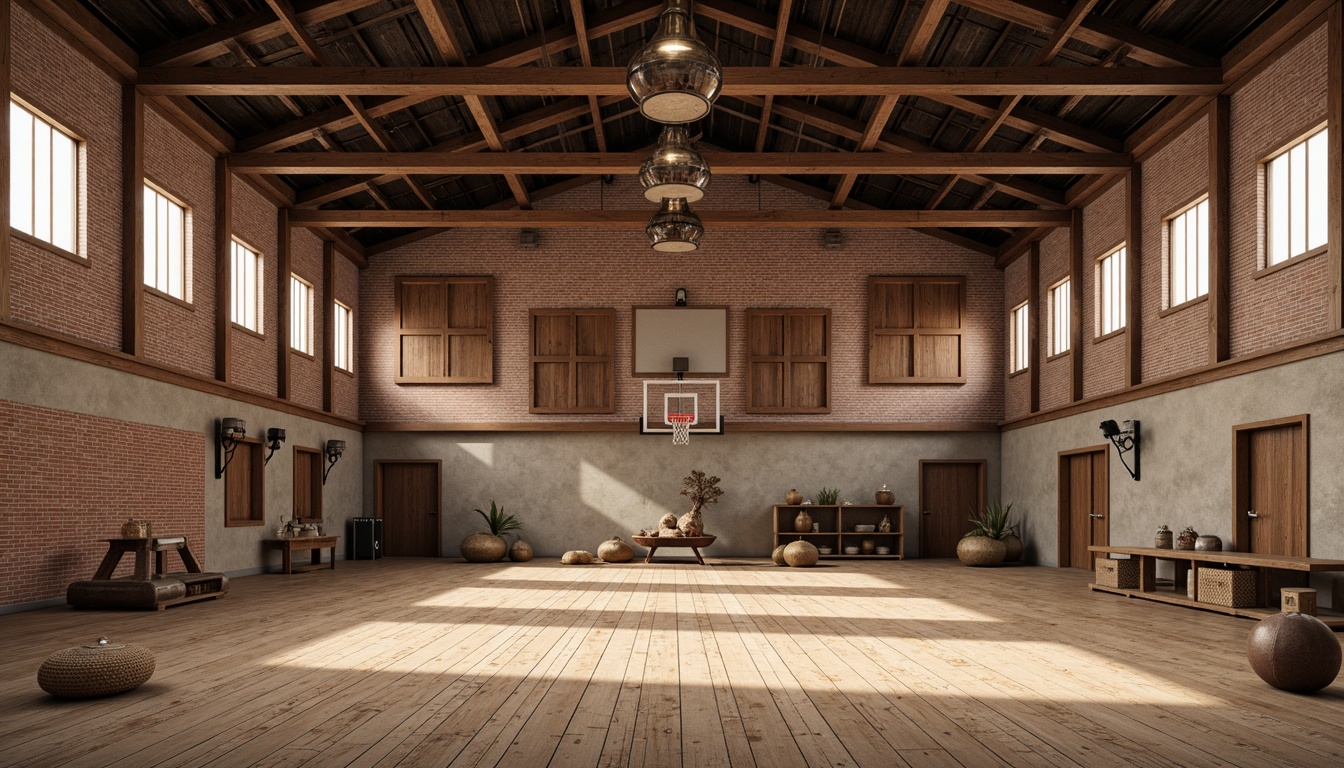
xmin=0 ymin=340 xmax=362 ymax=608
xmin=1001 ymin=349 xmax=1344 ymax=604
xmin=364 ymin=431 xmax=1001 ymax=559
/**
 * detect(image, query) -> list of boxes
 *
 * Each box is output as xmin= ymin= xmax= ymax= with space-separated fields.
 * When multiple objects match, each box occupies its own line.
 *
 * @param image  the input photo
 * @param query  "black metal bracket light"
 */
xmin=1100 ymin=419 xmax=1140 ymax=481
xmin=215 ymin=418 xmax=246 ymax=479
xmin=322 ymin=439 xmax=346 ymax=485
xmin=263 ymin=428 xmax=286 ymax=465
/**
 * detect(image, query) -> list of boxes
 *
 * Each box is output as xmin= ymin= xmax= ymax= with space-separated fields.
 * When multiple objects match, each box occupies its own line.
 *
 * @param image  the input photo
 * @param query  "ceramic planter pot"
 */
xmin=509 ymin=540 xmax=534 ymax=562
xmin=1001 ymin=533 xmax=1024 ymax=562
xmin=785 ymin=488 xmax=804 ymax=505
xmin=461 ymin=533 xmax=507 ymax=562
xmin=956 ymin=535 xmax=1006 ymax=567
xmin=794 ymin=510 xmax=812 ymax=533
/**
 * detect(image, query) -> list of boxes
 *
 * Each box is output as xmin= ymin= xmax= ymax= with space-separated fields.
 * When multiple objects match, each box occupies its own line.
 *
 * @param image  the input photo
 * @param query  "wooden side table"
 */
xmin=631 ymin=535 xmax=716 ymax=565
xmin=269 ymin=536 xmax=339 ymax=574
xmin=93 ymin=537 xmax=203 ymax=581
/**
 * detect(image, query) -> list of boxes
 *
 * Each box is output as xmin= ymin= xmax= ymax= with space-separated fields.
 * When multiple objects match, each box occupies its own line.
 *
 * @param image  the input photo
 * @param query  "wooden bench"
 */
xmin=1089 ymin=545 xmax=1344 ymax=628
xmin=269 ymin=536 xmax=339 ymax=574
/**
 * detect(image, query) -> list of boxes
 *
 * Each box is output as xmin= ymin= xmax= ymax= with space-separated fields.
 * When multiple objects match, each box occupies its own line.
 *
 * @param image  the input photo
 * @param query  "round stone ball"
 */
xmin=771 ymin=544 xmax=788 ymax=566
xmin=1246 ymin=612 xmax=1342 ymax=693
xmin=783 ymin=540 xmax=819 ymax=567
xmin=39 ymin=638 xmax=155 ymax=698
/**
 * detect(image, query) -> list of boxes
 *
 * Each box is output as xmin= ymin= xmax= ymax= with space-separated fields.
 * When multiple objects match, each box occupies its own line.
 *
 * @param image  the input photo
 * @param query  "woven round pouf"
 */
xmin=38 ymin=638 xmax=155 ymax=698
xmin=1246 ymin=613 xmax=1342 ymax=693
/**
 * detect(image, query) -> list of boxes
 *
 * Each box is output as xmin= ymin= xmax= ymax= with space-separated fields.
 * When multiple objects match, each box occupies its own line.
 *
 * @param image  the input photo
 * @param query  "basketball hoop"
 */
xmin=667 ymin=413 xmax=695 ymax=445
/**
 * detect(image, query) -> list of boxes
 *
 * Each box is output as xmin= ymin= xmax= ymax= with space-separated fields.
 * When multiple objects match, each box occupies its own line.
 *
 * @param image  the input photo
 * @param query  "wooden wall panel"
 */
xmin=747 ymin=309 xmax=831 ymax=413
xmin=394 ymin=276 xmax=493 ymax=384
xmin=528 ymin=308 xmax=615 ymax=414
xmin=869 ymin=276 xmax=966 ymax=383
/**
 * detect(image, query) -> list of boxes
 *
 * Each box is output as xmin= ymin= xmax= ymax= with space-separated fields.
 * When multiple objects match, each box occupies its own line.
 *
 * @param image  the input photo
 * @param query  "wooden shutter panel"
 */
xmin=869 ymin=276 xmax=965 ymax=384
xmin=396 ymin=276 xmax=494 ymax=384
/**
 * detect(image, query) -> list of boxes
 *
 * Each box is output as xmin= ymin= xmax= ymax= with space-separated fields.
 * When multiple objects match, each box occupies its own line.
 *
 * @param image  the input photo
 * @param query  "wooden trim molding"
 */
xmin=215 ymin=160 xmax=232 ymax=383
xmin=1124 ymin=166 xmax=1142 ymax=387
xmin=0 ymin=319 xmax=363 ymax=431
xmin=1027 ymin=243 xmax=1040 ymax=412
xmin=362 ymin=421 xmax=1000 ymax=433
xmin=0 ymin=0 xmax=9 ymax=322
xmin=1069 ymin=208 xmax=1084 ymax=402
xmin=322 ymin=242 xmax=335 ymax=413
xmin=276 ymin=207 xmax=291 ymax=400
xmin=1329 ymin=2 xmax=1343 ymax=332
xmin=1002 ymin=331 xmax=1344 ymax=431
xmin=121 ymin=84 xmax=144 ymax=358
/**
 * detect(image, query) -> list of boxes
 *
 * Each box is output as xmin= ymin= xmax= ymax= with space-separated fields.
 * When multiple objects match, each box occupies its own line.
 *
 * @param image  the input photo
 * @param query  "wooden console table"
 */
xmin=1089 ymin=545 xmax=1344 ymax=628
xmin=269 ymin=536 xmax=339 ymax=574
xmin=631 ymin=535 xmax=716 ymax=565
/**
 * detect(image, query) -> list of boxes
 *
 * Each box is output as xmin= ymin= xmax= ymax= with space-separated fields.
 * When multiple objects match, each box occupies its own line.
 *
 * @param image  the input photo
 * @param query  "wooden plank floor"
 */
xmin=1 ymin=558 xmax=1342 ymax=767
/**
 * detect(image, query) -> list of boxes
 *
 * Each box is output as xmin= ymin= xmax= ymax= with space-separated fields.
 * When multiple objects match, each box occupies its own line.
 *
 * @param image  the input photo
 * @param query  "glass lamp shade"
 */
xmin=640 ymin=125 xmax=711 ymax=202
xmin=626 ymin=0 xmax=722 ymax=124
xmin=646 ymin=198 xmax=703 ymax=252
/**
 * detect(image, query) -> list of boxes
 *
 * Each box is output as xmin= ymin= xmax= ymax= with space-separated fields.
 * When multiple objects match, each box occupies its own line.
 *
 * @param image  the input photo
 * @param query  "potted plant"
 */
xmin=816 ymin=487 xmax=840 ymax=505
xmin=461 ymin=501 xmax=522 ymax=562
xmin=956 ymin=502 xmax=1019 ymax=566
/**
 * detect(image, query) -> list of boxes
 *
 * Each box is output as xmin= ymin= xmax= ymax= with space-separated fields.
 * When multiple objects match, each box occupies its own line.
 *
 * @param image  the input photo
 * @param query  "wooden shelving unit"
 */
xmin=773 ymin=505 xmax=903 ymax=559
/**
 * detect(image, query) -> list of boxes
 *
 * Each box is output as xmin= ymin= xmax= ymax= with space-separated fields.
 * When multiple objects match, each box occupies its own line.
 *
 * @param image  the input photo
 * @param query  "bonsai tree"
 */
xmin=677 ymin=469 xmax=723 ymax=536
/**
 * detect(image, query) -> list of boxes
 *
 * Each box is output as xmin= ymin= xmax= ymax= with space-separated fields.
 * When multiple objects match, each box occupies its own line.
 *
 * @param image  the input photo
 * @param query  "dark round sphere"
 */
xmin=1246 ymin=612 xmax=1341 ymax=693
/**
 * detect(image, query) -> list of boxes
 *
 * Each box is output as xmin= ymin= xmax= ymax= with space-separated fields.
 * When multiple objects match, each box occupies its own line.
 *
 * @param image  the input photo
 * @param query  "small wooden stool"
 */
xmin=1281 ymin=587 xmax=1317 ymax=615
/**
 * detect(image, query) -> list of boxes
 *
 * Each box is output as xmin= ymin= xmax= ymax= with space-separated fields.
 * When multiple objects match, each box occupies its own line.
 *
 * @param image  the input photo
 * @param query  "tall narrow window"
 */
xmin=231 ymin=240 xmax=263 ymax=333
xmin=1049 ymin=279 xmax=1071 ymax=356
xmin=290 ymin=275 xmax=313 ymax=355
xmin=333 ymin=301 xmax=353 ymax=372
xmin=1265 ymin=128 xmax=1327 ymax=266
xmin=9 ymin=99 xmax=79 ymax=255
xmin=1167 ymin=198 xmax=1209 ymax=306
xmin=1098 ymin=247 xmax=1126 ymax=335
xmin=1010 ymin=302 xmax=1029 ymax=374
xmin=144 ymin=185 xmax=188 ymax=301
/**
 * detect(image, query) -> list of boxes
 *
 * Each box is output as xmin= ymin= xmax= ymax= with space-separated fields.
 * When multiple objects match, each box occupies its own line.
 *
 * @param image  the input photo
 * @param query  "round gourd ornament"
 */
xmin=783 ymin=540 xmax=819 ymax=567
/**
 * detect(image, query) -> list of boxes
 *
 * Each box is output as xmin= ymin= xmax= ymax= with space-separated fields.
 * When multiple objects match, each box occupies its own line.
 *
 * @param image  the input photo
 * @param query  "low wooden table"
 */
xmin=631 ymin=535 xmax=716 ymax=565
xmin=269 ymin=536 xmax=339 ymax=574
xmin=1089 ymin=545 xmax=1344 ymax=628
xmin=94 ymin=536 xmax=204 ymax=580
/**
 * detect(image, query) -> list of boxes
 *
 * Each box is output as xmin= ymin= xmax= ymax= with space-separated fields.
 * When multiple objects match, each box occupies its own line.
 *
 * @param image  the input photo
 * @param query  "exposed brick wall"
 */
xmin=1229 ymin=24 xmax=1331 ymax=357
xmin=359 ymin=177 xmax=1005 ymax=424
xmin=0 ymin=400 xmax=206 ymax=606
xmin=333 ymin=255 xmax=360 ymax=420
xmin=229 ymin=176 xmax=279 ymax=397
xmin=142 ymin=107 xmax=217 ymax=379
xmin=289 ymin=229 xmax=324 ymax=411
xmin=1038 ymin=228 xmax=1072 ymax=411
xmin=8 ymin=3 xmax=122 ymax=349
xmin=1081 ymin=181 xmax=1127 ymax=398
xmin=1140 ymin=116 xmax=1210 ymax=381
xmin=1003 ymin=256 xmax=1030 ymax=420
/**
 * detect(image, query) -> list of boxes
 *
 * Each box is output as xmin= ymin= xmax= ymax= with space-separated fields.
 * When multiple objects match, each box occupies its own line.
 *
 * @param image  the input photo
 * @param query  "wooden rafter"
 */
xmin=231 ymin=151 xmax=1131 ymax=176
xmin=831 ymin=0 xmax=950 ymax=208
xmin=413 ymin=0 xmax=530 ymax=208
xmin=567 ymin=0 xmax=608 ymax=153
xmin=135 ymin=66 xmax=1224 ymax=97
xmin=752 ymin=0 xmax=794 ymax=153
xmin=142 ymin=0 xmax=385 ymax=67
xmin=290 ymin=208 xmax=1072 ymax=229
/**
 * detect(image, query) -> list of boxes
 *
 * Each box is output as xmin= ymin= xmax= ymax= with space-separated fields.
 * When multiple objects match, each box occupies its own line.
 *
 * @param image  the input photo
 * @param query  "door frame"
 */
xmin=918 ymin=459 xmax=986 ymax=558
xmin=375 ymin=460 xmax=442 ymax=557
xmin=1232 ymin=414 xmax=1309 ymax=555
xmin=1057 ymin=444 xmax=1108 ymax=568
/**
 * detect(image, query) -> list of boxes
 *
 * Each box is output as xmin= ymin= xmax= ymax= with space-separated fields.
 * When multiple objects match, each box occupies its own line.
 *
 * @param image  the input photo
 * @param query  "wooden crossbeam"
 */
xmin=752 ymin=0 xmax=794 ymax=153
xmin=290 ymin=209 xmax=1072 ymax=229
xmin=567 ymin=0 xmax=607 ymax=153
xmin=135 ymin=66 xmax=1224 ymax=97
xmin=142 ymin=0 xmax=385 ymax=67
xmin=232 ymin=151 xmax=1131 ymax=176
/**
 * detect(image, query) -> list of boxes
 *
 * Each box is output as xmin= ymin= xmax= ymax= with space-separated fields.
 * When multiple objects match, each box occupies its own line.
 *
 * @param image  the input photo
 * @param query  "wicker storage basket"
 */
xmin=1198 ymin=567 xmax=1257 ymax=607
xmin=1095 ymin=557 xmax=1139 ymax=589
xmin=38 ymin=638 xmax=155 ymax=698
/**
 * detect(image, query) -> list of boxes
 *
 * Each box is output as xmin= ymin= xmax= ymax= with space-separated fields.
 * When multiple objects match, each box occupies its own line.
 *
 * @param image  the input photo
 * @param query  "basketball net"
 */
xmin=668 ymin=413 xmax=695 ymax=446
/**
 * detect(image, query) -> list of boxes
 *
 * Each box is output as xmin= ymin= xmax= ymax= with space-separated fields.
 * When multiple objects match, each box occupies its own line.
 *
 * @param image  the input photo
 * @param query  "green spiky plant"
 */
xmin=816 ymin=487 xmax=841 ymax=505
xmin=475 ymin=501 xmax=523 ymax=537
xmin=965 ymin=501 xmax=1017 ymax=539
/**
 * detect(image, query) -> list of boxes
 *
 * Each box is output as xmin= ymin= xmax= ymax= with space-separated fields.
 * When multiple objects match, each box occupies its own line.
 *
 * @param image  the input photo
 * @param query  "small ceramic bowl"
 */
xmin=854 ymin=525 xmax=876 ymax=533
xmin=875 ymin=546 xmax=891 ymax=555
xmin=817 ymin=546 xmax=833 ymax=555
xmin=843 ymin=546 xmax=860 ymax=555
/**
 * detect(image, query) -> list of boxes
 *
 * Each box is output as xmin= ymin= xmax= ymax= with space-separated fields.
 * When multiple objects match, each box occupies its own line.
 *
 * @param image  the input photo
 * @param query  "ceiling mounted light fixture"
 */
xmin=626 ymin=0 xmax=722 ymax=124
xmin=646 ymin=198 xmax=703 ymax=252
xmin=640 ymin=125 xmax=711 ymax=202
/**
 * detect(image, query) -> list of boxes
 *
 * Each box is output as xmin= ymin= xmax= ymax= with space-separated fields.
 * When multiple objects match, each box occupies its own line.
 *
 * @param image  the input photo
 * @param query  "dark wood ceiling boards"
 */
xmin=69 ymin=0 xmax=1306 ymax=254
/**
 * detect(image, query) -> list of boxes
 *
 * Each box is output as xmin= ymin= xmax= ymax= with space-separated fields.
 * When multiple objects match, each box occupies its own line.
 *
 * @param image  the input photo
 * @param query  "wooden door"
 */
xmin=1234 ymin=416 xmax=1308 ymax=557
xmin=919 ymin=460 xmax=985 ymax=558
xmin=293 ymin=447 xmax=322 ymax=523
xmin=377 ymin=461 xmax=441 ymax=557
xmin=1057 ymin=447 xmax=1108 ymax=569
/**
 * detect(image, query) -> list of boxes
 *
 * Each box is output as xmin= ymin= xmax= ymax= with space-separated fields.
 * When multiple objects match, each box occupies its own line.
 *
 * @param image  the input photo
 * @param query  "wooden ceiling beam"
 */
xmin=831 ymin=0 xmax=950 ymax=208
xmin=142 ymin=0 xmax=385 ymax=67
xmin=136 ymin=66 xmax=1224 ymax=97
xmin=27 ymin=0 xmax=139 ymax=80
xmin=752 ymin=0 xmax=794 ymax=153
xmin=291 ymin=209 xmax=1072 ymax=229
xmin=235 ymin=151 xmax=1130 ymax=176
xmin=567 ymin=0 xmax=608 ymax=153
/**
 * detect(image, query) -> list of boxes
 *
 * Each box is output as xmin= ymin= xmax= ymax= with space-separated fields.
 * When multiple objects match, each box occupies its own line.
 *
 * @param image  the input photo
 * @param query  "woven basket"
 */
xmin=38 ymin=638 xmax=155 ymax=698
xmin=1198 ymin=567 xmax=1257 ymax=607
xmin=1095 ymin=557 xmax=1139 ymax=589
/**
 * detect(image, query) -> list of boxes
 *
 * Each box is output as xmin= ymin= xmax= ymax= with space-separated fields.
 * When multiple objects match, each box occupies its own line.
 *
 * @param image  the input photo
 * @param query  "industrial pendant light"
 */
xmin=640 ymin=125 xmax=711 ymax=202
xmin=626 ymin=0 xmax=723 ymax=124
xmin=646 ymin=198 xmax=703 ymax=252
